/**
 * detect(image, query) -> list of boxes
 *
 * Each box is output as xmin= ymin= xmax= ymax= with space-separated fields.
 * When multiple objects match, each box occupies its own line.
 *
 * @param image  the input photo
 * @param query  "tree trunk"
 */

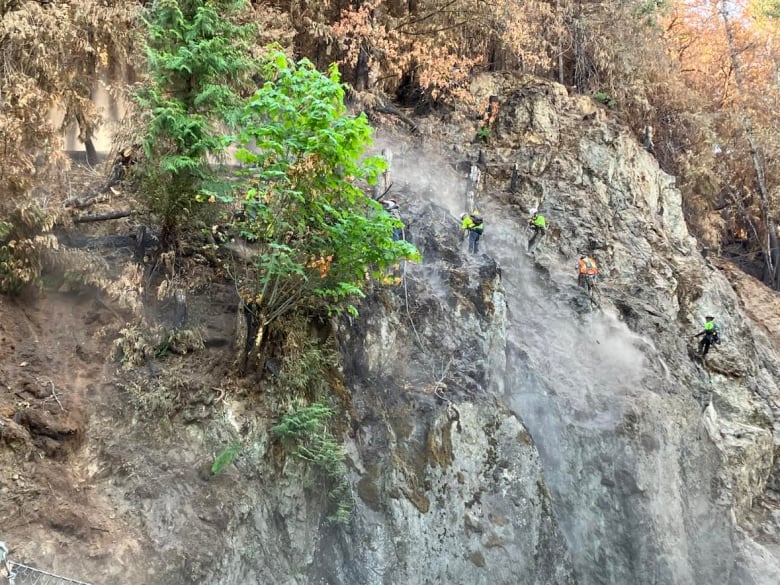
xmin=719 ymin=3 xmax=780 ymax=289
xmin=352 ymin=0 xmax=370 ymax=91
xmin=75 ymin=110 xmax=98 ymax=167
xmin=73 ymin=210 xmax=132 ymax=223
xmin=572 ymin=0 xmax=585 ymax=92
xmin=355 ymin=45 xmax=370 ymax=91
xmin=557 ymin=0 xmax=564 ymax=84
xmin=84 ymin=137 xmax=98 ymax=167
xmin=236 ymin=299 xmax=267 ymax=375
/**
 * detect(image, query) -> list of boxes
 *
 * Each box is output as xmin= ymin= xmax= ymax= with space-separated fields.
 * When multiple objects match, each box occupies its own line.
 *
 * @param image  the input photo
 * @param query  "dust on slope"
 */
xmin=0 ymin=289 xmax=144 ymax=576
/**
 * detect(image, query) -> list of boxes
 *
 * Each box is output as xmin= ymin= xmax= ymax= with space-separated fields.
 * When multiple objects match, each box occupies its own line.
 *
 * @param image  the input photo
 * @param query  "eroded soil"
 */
xmin=0 ymin=279 xmax=250 ymax=583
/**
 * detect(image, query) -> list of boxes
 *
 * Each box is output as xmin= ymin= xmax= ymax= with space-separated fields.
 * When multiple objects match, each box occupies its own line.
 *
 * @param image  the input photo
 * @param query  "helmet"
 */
xmin=384 ymin=199 xmax=397 ymax=208
xmin=460 ymin=212 xmax=467 ymax=219
xmin=705 ymin=315 xmax=715 ymax=320
xmin=529 ymin=208 xmax=538 ymax=215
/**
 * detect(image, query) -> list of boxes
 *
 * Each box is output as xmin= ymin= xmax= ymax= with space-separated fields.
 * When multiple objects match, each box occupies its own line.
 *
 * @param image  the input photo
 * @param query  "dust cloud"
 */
xmin=374 ymin=133 xmax=730 ymax=585
xmin=371 ymin=134 xmax=467 ymax=217
xmin=370 ymin=131 xmax=650 ymax=429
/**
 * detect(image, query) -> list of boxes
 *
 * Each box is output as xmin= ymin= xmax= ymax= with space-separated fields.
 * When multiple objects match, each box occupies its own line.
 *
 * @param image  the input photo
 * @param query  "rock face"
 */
xmin=328 ymin=73 xmax=780 ymax=584
xmin=420 ymin=74 xmax=780 ymax=583
xmin=2 ymin=73 xmax=780 ymax=585
xmin=326 ymin=204 xmax=576 ymax=584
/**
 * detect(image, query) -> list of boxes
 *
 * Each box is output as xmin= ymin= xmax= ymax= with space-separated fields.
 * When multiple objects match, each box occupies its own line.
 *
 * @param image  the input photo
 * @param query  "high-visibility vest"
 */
xmin=578 ymin=257 xmax=598 ymax=275
xmin=704 ymin=321 xmax=719 ymax=335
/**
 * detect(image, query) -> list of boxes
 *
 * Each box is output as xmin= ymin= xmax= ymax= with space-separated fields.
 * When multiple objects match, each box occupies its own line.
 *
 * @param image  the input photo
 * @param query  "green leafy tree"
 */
xmin=234 ymin=51 xmax=419 ymax=358
xmin=135 ymin=0 xmax=258 ymax=245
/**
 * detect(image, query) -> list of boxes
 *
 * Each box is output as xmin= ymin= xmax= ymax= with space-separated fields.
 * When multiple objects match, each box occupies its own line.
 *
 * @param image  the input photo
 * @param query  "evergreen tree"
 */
xmin=135 ymin=0 xmax=258 ymax=246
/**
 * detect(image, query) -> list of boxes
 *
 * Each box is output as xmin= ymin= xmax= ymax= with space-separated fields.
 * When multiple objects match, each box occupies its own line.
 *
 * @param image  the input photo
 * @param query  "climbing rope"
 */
xmin=401 ymin=254 xmax=425 ymax=352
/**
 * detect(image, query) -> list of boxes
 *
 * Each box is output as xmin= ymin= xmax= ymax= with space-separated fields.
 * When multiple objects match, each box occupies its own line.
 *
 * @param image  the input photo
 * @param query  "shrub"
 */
xmin=272 ymin=401 xmax=353 ymax=524
xmin=211 ymin=441 xmax=241 ymax=475
xmin=594 ymin=91 xmax=617 ymax=109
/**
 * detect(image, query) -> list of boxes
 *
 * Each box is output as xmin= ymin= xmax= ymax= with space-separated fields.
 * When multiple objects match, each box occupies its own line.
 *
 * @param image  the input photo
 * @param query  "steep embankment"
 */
xmin=332 ymin=73 xmax=780 ymax=584
xmin=428 ymin=74 xmax=780 ymax=582
xmin=1 ymin=72 xmax=779 ymax=585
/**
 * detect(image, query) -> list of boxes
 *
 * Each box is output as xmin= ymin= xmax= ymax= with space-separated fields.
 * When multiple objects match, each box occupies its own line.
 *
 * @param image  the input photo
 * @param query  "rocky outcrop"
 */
xmin=278 ymin=68 xmax=780 ymax=584
xmin=327 ymin=203 xmax=576 ymax=584
xmin=327 ymin=72 xmax=780 ymax=584
xmin=435 ymin=73 xmax=779 ymax=583
xmin=3 ymin=72 xmax=780 ymax=585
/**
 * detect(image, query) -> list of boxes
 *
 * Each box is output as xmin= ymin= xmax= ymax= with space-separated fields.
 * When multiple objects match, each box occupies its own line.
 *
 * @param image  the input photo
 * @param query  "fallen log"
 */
xmin=373 ymin=101 xmax=419 ymax=135
xmin=54 ymin=228 xmax=158 ymax=251
xmin=63 ymin=190 xmax=104 ymax=209
xmin=72 ymin=210 xmax=132 ymax=223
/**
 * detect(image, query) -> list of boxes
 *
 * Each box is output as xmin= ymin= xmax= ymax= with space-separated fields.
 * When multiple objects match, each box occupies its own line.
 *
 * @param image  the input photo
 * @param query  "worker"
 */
xmin=527 ymin=209 xmax=547 ymax=253
xmin=460 ymin=210 xmax=484 ymax=254
xmin=383 ymin=199 xmax=403 ymax=241
xmin=694 ymin=315 xmax=721 ymax=358
xmin=577 ymin=255 xmax=599 ymax=295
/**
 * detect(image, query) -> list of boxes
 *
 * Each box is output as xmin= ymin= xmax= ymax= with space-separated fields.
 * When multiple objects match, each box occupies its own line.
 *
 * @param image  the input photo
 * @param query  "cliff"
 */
xmin=0 ymin=72 xmax=779 ymax=584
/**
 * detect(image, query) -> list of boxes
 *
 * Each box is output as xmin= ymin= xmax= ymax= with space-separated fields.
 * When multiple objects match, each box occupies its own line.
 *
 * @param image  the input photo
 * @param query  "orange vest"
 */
xmin=578 ymin=257 xmax=598 ymax=275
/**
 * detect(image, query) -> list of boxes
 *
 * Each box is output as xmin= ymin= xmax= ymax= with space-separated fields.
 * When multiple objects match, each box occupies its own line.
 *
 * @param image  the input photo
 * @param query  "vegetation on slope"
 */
xmin=134 ymin=0 xmax=260 ymax=245
xmin=2 ymin=1 xmax=780 ymax=287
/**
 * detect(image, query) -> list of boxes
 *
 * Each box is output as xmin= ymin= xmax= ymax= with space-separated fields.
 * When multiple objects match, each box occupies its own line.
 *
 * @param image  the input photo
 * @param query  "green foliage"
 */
xmin=594 ymin=92 xmax=617 ymax=109
xmin=211 ymin=441 xmax=241 ymax=474
xmin=633 ymin=0 xmax=669 ymax=17
xmin=134 ymin=0 xmax=258 ymax=242
xmin=233 ymin=51 xmax=420 ymax=328
xmin=476 ymin=126 xmax=491 ymax=141
xmin=272 ymin=401 xmax=353 ymax=524
xmin=756 ymin=0 xmax=780 ymax=19
xmin=271 ymin=316 xmax=335 ymax=396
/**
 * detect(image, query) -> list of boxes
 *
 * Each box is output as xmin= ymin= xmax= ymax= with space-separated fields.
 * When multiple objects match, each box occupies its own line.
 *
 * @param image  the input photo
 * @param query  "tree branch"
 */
xmin=72 ymin=209 xmax=132 ymax=223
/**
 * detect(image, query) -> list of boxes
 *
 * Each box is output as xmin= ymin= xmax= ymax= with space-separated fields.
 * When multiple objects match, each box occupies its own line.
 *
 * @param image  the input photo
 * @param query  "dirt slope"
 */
xmin=0 ymin=289 xmax=137 ymax=576
xmin=0 ymin=281 xmax=243 ymax=582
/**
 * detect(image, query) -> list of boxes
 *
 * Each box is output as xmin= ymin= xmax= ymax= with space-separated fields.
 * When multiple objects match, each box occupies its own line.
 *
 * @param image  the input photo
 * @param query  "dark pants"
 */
xmin=528 ymin=227 xmax=546 ymax=252
xmin=698 ymin=334 xmax=719 ymax=357
xmin=392 ymin=228 xmax=402 ymax=241
xmin=578 ymin=274 xmax=595 ymax=294
xmin=468 ymin=230 xmax=482 ymax=253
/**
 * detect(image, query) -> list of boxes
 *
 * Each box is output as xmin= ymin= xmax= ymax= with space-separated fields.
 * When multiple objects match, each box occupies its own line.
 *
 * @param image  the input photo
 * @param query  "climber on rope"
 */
xmin=527 ymin=209 xmax=547 ymax=254
xmin=693 ymin=315 xmax=721 ymax=359
xmin=383 ymin=199 xmax=404 ymax=241
xmin=577 ymin=254 xmax=599 ymax=296
xmin=461 ymin=210 xmax=484 ymax=254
